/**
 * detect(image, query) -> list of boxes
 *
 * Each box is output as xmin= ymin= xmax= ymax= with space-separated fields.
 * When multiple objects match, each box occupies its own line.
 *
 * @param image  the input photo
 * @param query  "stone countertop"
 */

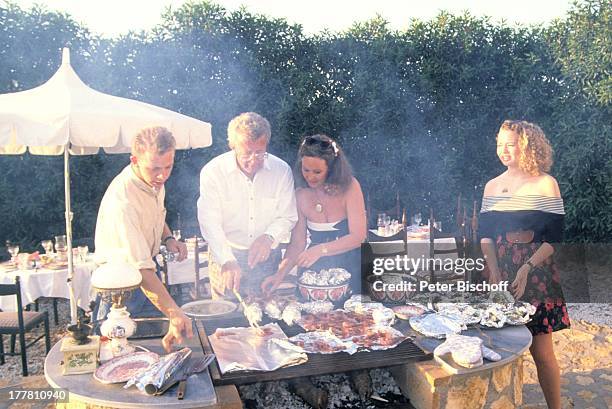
xmin=412 ymin=324 xmax=532 ymax=375
xmin=44 ymin=337 xmax=218 ymax=408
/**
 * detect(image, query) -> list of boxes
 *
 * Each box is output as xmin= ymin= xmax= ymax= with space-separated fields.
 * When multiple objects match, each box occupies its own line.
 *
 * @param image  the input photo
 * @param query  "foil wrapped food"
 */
xmin=208 ymin=323 xmax=307 ymax=373
xmin=436 ymin=303 xmax=482 ymax=326
xmin=124 ymin=347 xmax=192 ymax=394
xmin=300 ymin=300 xmax=334 ymax=314
xmin=299 ymin=268 xmax=351 ymax=286
xmin=503 ymin=302 xmax=537 ymax=325
xmin=409 ymin=313 xmax=466 ymax=338
xmin=282 ymin=302 xmax=302 ymax=326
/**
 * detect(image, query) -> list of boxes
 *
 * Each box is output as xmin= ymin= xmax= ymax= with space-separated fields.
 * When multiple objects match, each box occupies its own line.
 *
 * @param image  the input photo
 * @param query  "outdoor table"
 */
xmin=0 ymin=260 xmax=97 ymax=311
xmin=390 ymin=323 xmax=532 ymax=409
xmin=44 ymin=336 xmax=242 ymax=409
xmin=368 ymin=229 xmax=458 ymax=262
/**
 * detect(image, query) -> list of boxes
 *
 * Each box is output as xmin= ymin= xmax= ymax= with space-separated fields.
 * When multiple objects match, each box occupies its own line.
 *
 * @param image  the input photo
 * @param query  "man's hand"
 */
xmin=248 ymin=234 xmax=273 ymax=269
xmin=162 ymin=311 xmax=193 ymax=352
xmin=166 ymin=238 xmax=188 ymax=262
xmin=216 ymin=260 xmax=242 ymax=294
xmin=261 ymin=272 xmax=284 ymax=297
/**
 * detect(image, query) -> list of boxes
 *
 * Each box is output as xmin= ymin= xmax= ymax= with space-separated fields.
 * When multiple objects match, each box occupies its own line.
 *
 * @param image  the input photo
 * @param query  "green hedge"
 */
xmin=0 ymin=0 xmax=609 ymax=251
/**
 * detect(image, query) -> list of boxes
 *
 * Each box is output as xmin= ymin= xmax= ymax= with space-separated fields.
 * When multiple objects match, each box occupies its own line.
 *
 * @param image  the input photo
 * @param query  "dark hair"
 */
xmin=294 ymin=134 xmax=353 ymax=192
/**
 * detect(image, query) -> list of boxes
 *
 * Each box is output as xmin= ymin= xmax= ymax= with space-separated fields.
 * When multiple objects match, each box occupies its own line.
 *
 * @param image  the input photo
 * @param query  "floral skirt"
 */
xmin=495 ymin=237 xmax=570 ymax=336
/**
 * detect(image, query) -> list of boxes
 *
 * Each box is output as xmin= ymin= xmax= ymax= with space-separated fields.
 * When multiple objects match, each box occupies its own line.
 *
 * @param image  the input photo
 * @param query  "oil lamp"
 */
xmin=91 ymin=260 xmax=142 ymax=360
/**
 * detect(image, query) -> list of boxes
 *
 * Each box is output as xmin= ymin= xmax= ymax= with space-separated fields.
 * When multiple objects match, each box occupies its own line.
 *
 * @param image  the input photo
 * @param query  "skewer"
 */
xmin=233 ymin=289 xmax=262 ymax=330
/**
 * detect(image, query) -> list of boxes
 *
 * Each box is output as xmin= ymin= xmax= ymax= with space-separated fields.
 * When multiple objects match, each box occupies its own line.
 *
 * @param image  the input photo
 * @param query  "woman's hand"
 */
xmin=510 ymin=264 xmax=530 ymax=300
xmin=488 ymin=268 xmax=502 ymax=284
xmin=296 ymin=246 xmax=325 ymax=268
xmin=261 ymin=273 xmax=284 ymax=297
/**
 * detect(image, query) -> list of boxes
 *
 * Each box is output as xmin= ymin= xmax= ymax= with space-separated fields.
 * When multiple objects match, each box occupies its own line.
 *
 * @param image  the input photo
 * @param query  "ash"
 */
xmin=239 ymin=368 xmax=406 ymax=409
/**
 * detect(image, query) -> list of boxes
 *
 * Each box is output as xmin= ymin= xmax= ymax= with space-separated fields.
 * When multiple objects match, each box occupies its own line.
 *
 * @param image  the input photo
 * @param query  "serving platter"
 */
xmin=182 ymin=299 xmax=237 ymax=318
xmin=93 ymin=351 xmax=159 ymax=384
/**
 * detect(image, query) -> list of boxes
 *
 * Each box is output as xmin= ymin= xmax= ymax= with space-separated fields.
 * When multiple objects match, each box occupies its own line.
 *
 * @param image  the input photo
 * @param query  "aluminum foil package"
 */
xmin=300 ymin=300 xmax=334 ymax=314
xmin=208 ymin=323 xmax=307 ymax=373
xmin=264 ymin=299 xmax=283 ymax=320
xmin=409 ymin=313 xmax=466 ymax=338
xmin=244 ymin=302 xmax=263 ymax=326
xmin=437 ymin=303 xmax=482 ymax=326
xmin=282 ymin=302 xmax=302 ymax=326
xmin=503 ymin=302 xmax=537 ymax=325
xmin=480 ymin=305 xmax=507 ymax=328
xmin=299 ymin=268 xmax=350 ymax=286
xmin=124 ymin=347 xmax=191 ymax=393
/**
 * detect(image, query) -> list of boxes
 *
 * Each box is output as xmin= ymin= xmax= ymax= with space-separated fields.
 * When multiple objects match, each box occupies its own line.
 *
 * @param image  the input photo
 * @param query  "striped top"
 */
xmin=479 ymin=195 xmax=565 ymax=243
xmin=481 ymin=195 xmax=565 ymax=215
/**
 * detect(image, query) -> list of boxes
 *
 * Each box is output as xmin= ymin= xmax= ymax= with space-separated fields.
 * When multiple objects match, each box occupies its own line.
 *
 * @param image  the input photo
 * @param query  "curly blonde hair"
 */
xmin=498 ymin=120 xmax=553 ymax=175
xmin=131 ymin=126 xmax=176 ymax=157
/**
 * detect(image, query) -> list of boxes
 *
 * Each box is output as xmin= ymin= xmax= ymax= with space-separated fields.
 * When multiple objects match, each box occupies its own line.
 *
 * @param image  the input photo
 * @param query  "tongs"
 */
xmin=233 ymin=289 xmax=262 ymax=332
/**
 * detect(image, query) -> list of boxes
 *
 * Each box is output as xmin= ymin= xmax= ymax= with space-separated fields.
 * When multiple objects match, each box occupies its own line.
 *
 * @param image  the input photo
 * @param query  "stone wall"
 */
xmin=391 ymin=355 xmax=524 ymax=409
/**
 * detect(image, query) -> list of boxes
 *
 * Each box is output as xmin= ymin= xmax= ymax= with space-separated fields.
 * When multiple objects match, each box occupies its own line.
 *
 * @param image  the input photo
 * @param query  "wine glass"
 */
xmin=172 ymin=229 xmax=182 ymax=241
xmin=414 ymin=212 xmax=422 ymax=226
xmin=41 ymin=240 xmax=54 ymax=255
xmin=6 ymin=241 xmax=19 ymax=264
xmin=77 ymin=245 xmax=89 ymax=263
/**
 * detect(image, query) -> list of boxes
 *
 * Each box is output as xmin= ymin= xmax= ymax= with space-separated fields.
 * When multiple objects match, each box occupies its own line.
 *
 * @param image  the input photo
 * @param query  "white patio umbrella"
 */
xmin=0 ymin=48 xmax=213 ymax=324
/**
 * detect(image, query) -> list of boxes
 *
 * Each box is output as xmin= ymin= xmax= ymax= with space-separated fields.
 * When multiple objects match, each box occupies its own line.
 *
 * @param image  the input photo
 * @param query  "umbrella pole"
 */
xmin=64 ymin=145 xmax=77 ymax=325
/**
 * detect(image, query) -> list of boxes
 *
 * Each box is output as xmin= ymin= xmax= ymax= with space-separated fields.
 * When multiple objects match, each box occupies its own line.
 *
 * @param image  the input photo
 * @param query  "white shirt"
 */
xmin=95 ymin=165 xmax=166 ymax=270
xmin=197 ymin=151 xmax=298 ymax=266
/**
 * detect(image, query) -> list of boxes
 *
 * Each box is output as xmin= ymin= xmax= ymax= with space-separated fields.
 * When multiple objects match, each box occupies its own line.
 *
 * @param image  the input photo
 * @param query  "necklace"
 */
xmin=314 ymin=189 xmax=324 ymax=213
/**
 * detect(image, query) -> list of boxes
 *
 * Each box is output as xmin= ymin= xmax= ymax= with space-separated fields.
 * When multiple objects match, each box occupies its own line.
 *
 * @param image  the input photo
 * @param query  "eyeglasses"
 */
xmin=236 ymin=151 xmax=268 ymax=161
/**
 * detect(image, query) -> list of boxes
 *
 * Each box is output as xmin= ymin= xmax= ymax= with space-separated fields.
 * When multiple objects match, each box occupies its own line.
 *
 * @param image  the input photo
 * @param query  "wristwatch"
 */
xmin=162 ymin=236 xmax=175 ymax=245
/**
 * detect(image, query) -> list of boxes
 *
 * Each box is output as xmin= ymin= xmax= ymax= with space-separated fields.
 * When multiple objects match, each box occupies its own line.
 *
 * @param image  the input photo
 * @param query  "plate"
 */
xmin=181 ymin=299 xmax=237 ymax=318
xmin=0 ymin=262 xmax=17 ymax=272
xmin=94 ymin=351 xmax=159 ymax=384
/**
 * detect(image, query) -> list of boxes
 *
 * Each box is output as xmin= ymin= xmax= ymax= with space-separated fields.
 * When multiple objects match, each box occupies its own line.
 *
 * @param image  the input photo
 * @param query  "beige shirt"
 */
xmin=197 ymin=151 xmax=298 ymax=266
xmin=95 ymin=165 xmax=166 ymax=270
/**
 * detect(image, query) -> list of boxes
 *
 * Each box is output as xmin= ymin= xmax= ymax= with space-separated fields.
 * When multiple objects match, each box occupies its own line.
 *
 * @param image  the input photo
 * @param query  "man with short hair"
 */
xmin=95 ymin=126 xmax=192 ymax=351
xmin=197 ymin=112 xmax=298 ymax=298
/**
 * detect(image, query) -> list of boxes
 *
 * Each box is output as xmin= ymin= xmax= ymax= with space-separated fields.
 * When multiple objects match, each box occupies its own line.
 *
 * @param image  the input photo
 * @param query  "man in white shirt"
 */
xmin=197 ymin=112 xmax=298 ymax=298
xmin=95 ymin=126 xmax=192 ymax=351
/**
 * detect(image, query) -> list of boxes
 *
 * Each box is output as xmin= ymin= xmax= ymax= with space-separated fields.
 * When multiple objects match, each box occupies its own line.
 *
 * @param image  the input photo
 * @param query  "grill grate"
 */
xmin=197 ymin=317 xmax=432 ymax=386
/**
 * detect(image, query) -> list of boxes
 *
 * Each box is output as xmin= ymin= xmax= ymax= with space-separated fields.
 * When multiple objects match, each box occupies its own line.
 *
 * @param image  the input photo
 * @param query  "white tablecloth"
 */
xmin=369 ymin=229 xmax=459 ymax=264
xmin=165 ymin=253 xmax=208 ymax=286
xmin=0 ymin=261 xmax=97 ymax=312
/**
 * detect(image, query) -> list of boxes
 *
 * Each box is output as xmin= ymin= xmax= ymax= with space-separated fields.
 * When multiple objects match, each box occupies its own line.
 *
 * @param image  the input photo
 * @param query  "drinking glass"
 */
xmin=172 ymin=229 xmax=182 ymax=241
xmin=77 ymin=245 xmax=89 ymax=263
xmin=414 ymin=213 xmax=422 ymax=226
xmin=54 ymin=235 xmax=67 ymax=253
xmin=434 ymin=221 xmax=442 ymax=232
xmin=6 ymin=241 xmax=19 ymax=264
xmin=41 ymin=240 xmax=54 ymax=254
xmin=377 ymin=213 xmax=386 ymax=235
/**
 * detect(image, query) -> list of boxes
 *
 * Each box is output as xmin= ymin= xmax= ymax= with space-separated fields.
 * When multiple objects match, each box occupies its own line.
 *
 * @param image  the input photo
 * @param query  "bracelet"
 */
xmin=526 ymin=260 xmax=535 ymax=271
xmin=162 ymin=236 xmax=175 ymax=245
xmin=320 ymin=245 xmax=328 ymax=255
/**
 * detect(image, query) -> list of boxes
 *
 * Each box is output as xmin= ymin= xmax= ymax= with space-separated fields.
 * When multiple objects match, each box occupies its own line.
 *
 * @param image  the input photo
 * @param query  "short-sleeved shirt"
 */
xmin=95 ymin=165 xmax=166 ymax=270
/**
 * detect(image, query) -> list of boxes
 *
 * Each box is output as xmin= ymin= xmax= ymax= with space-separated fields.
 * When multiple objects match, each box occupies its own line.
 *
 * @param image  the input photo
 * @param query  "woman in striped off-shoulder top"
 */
xmin=480 ymin=120 xmax=569 ymax=409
